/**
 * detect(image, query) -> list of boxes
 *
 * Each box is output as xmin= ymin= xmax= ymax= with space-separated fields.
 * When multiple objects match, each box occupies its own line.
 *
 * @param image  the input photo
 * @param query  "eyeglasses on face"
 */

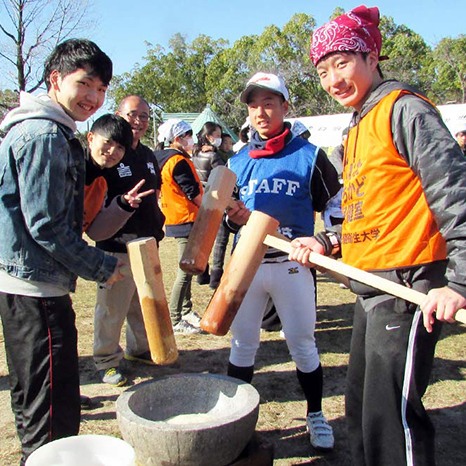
xmin=125 ymin=111 xmax=150 ymax=122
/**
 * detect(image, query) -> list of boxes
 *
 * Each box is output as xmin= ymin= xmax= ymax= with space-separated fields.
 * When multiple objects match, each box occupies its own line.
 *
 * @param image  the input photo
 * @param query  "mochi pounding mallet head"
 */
xmin=200 ymin=210 xmax=280 ymax=336
xmin=126 ymin=237 xmax=178 ymax=364
xmin=180 ymin=165 xmax=237 ymax=275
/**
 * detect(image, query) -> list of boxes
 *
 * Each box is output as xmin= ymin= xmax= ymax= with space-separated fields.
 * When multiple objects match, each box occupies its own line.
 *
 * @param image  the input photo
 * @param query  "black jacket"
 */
xmin=192 ymin=148 xmax=225 ymax=185
xmin=96 ymin=142 xmax=165 ymax=252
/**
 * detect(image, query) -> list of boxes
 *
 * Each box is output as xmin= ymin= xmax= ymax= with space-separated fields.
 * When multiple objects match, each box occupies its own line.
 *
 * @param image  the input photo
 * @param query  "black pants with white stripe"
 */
xmin=346 ymin=296 xmax=441 ymax=466
xmin=0 ymin=293 xmax=80 ymax=465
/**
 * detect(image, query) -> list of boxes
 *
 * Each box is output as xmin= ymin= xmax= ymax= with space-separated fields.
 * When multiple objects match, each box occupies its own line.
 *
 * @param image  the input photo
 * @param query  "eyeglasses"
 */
xmin=125 ymin=111 xmax=150 ymax=123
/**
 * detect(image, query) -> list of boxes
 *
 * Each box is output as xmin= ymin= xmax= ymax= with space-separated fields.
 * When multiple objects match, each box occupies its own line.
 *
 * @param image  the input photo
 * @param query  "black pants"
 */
xmin=211 ymin=223 xmax=231 ymax=273
xmin=0 ymin=292 xmax=80 ymax=465
xmin=346 ymin=296 xmax=441 ymax=466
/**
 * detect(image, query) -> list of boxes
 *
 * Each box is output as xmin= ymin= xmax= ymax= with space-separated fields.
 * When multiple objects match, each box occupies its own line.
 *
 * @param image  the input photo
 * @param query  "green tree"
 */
xmin=431 ymin=36 xmax=466 ymax=103
xmin=248 ymin=14 xmax=319 ymax=117
xmin=205 ymin=35 xmax=258 ymax=129
xmin=108 ymin=34 xmax=227 ymax=145
xmin=379 ymin=16 xmax=433 ymax=93
xmin=207 ymin=13 xmax=338 ymax=126
xmin=0 ymin=88 xmax=18 ymax=131
xmin=108 ymin=8 xmax=461 ymax=134
xmin=109 ymin=34 xmax=227 ymax=117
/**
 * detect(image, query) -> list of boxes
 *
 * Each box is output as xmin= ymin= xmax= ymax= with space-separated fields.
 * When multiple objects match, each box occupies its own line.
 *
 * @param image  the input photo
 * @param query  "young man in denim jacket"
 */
xmin=0 ymin=39 xmax=122 ymax=465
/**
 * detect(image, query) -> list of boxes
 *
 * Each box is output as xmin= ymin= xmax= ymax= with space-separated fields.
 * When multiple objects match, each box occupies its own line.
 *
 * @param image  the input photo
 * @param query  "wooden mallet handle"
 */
xmin=127 ymin=237 xmax=179 ymax=364
xmin=263 ymin=235 xmax=466 ymax=325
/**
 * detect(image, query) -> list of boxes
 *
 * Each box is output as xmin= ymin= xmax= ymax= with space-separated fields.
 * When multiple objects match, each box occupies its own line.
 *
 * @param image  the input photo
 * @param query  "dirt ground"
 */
xmin=0 ymin=236 xmax=465 ymax=465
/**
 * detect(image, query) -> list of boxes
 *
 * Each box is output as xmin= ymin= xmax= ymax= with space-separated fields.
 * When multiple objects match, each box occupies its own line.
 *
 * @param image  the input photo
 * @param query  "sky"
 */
xmin=81 ymin=0 xmax=462 ymax=124
xmin=1 ymin=0 xmax=464 ymax=129
xmin=1 ymin=0 xmax=463 ymax=90
xmin=86 ymin=0 xmax=463 ymax=79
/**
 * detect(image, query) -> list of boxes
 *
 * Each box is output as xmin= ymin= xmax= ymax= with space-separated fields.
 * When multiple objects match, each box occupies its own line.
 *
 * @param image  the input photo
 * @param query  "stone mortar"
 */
xmin=116 ymin=373 xmax=260 ymax=466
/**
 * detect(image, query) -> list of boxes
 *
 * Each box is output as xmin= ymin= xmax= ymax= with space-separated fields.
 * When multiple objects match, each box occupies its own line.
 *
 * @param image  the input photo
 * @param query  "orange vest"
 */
xmin=83 ymin=177 xmax=108 ymax=233
xmin=341 ymin=89 xmax=447 ymax=271
xmin=159 ymin=153 xmax=203 ymax=226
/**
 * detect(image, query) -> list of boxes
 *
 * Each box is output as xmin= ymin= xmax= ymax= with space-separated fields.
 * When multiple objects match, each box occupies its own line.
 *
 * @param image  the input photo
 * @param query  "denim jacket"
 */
xmin=0 ymin=92 xmax=117 ymax=292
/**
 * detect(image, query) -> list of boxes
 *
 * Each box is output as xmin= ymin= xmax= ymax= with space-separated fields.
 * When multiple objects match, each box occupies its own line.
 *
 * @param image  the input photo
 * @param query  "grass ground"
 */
xmin=0 ymin=234 xmax=465 ymax=465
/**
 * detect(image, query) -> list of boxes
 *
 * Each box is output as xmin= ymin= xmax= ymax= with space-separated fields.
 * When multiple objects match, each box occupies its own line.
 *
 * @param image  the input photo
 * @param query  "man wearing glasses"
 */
xmin=92 ymin=95 xmax=166 ymax=386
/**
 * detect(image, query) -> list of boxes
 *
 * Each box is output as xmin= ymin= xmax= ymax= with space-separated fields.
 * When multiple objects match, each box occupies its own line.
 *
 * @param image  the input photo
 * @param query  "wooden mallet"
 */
xmin=263 ymin=233 xmax=466 ymax=325
xmin=200 ymin=210 xmax=280 ymax=336
xmin=180 ymin=165 xmax=237 ymax=275
xmin=127 ymin=237 xmax=178 ymax=364
xmin=201 ymin=210 xmax=466 ymax=336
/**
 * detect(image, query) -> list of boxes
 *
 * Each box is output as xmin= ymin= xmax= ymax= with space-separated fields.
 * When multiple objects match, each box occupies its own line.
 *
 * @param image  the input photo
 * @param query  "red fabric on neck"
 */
xmin=249 ymin=127 xmax=290 ymax=159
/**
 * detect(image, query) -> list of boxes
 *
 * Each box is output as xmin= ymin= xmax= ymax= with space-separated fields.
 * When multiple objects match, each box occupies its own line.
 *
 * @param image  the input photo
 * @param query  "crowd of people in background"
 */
xmin=1 ymin=4 xmax=466 ymax=466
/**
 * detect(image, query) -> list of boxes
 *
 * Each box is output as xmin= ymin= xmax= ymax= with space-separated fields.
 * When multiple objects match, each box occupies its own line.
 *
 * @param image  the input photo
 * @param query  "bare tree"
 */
xmin=0 ymin=0 xmax=91 ymax=93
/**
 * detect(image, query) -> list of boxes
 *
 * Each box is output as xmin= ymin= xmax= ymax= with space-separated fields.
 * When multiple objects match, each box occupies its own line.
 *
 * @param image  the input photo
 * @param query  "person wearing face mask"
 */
xmin=154 ymin=119 xmax=205 ymax=334
xmin=191 ymin=121 xmax=225 ymax=285
xmin=192 ymin=121 xmax=225 ymax=182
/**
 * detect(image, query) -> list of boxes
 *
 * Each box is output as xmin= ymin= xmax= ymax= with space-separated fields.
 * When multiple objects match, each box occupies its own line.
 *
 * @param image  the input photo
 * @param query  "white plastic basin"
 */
xmin=25 ymin=434 xmax=135 ymax=466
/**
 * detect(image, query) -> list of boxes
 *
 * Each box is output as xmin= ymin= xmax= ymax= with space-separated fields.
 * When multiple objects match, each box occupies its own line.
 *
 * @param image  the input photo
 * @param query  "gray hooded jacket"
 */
xmin=348 ymin=80 xmax=466 ymax=299
xmin=0 ymin=92 xmax=116 ymax=294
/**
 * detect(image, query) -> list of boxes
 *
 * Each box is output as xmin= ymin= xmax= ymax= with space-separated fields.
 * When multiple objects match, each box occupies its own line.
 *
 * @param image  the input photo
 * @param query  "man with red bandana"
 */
xmin=289 ymin=5 xmax=466 ymax=466
xmin=226 ymin=72 xmax=342 ymax=453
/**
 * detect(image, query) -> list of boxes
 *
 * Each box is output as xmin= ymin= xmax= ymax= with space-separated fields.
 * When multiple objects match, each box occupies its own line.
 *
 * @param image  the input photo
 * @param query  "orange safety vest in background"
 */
xmin=341 ymin=89 xmax=447 ymax=271
xmin=159 ymin=153 xmax=203 ymax=227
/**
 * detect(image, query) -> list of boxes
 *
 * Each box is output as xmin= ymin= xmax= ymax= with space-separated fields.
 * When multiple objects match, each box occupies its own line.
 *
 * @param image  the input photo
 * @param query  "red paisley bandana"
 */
xmin=310 ymin=5 xmax=383 ymax=66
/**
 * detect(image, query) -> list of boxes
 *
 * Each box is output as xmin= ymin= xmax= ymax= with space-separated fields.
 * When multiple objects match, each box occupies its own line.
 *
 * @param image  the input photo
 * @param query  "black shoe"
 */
xmin=80 ymin=394 xmax=100 ymax=410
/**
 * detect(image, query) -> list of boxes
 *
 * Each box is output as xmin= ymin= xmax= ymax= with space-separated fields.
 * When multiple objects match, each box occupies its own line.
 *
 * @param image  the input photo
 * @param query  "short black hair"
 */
xmin=43 ymin=38 xmax=113 ymax=90
xmin=89 ymin=114 xmax=133 ymax=152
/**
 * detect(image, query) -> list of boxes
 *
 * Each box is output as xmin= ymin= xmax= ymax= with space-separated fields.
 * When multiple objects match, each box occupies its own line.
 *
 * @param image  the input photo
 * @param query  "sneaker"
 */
xmin=182 ymin=311 xmax=201 ymax=327
xmin=99 ymin=367 xmax=127 ymax=387
xmin=124 ymin=351 xmax=156 ymax=365
xmin=173 ymin=320 xmax=202 ymax=335
xmin=306 ymin=411 xmax=334 ymax=451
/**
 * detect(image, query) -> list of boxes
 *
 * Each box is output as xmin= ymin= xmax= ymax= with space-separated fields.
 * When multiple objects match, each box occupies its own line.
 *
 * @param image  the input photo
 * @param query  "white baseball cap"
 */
xmin=240 ymin=72 xmax=290 ymax=103
xmin=157 ymin=118 xmax=192 ymax=143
